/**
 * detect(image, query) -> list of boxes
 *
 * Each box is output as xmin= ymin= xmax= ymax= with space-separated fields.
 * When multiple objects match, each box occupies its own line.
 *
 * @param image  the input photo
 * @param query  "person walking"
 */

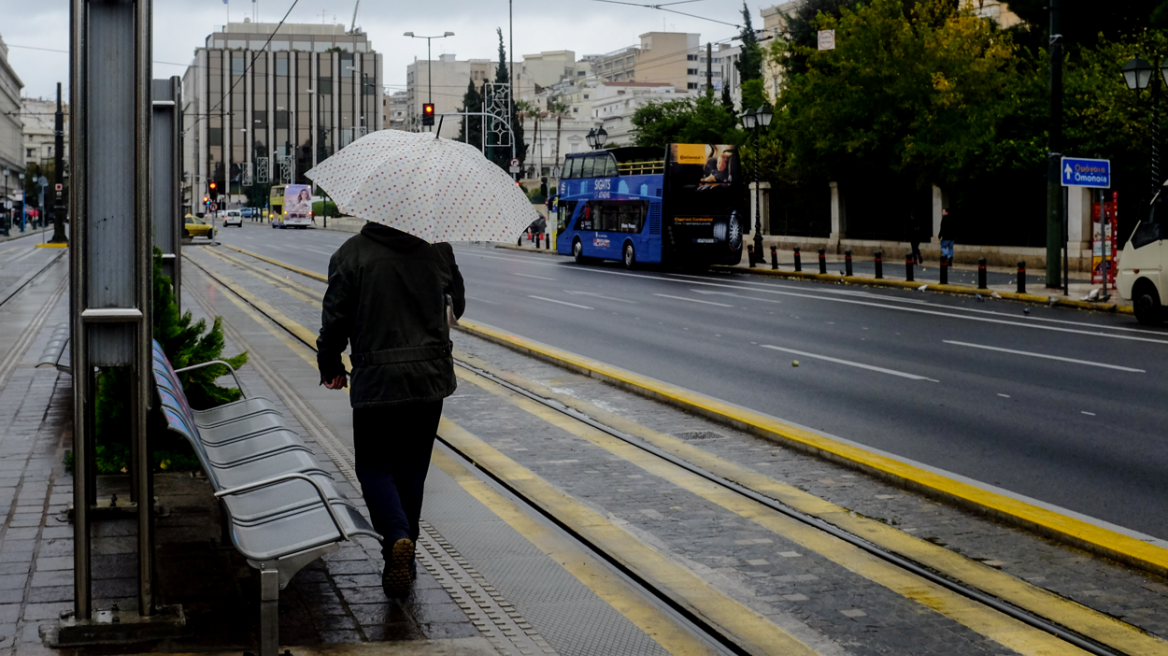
xmin=318 ymin=222 xmax=465 ymax=598
xmin=907 ymin=212 xmax=925 ymax=265
xmin=938 ymin=207 xmax=957 ymax=263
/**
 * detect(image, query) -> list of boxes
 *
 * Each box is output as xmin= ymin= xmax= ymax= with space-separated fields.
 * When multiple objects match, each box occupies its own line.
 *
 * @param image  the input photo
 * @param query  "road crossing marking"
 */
xmin=942 ymin=340 xmax=1145 ymax=372
xmin=654 ymin=293 xmax=733 ymax=307
xmin=528 ymin=295 xmax=592 ymax=310
xmin=692 ymin=289 xmax=782 ymax=304
xmin=513 ymin=272 xmax=549 ymax=280
xmin=760 ymin=345 xmax=939 ymax=382
xmin=566 ymin=290 xmax=638 ymax=304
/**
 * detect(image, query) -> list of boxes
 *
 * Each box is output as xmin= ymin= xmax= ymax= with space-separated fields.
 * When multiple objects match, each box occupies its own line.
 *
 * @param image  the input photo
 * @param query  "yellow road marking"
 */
xmin=454 ymin=351 xmax=1168 ymax=655
xmin=453 ymin=367 xmax=1093 ymax=656
xmin=225 ymin=244 xmax=327 ymax=282
xmin=457 ymin=318 xmax=1168 ymax=579
xmin=438 ymin=418 xmax=822 ymax=656
xmin=0 ymin=246 xmax=18 ymax=256
xmin=430 ymin=448 xmax=725 ymax=656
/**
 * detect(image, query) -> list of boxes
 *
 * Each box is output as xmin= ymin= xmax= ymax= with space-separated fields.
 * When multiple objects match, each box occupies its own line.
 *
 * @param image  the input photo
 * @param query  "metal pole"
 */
xmin=427 ymin=37 xmax=432 ymax=133
xmin=136 ymin=0 xmax=156 ymax=616
xmin=1063 ymin=186 xmax=1069 ymax=296
xmin=69 ymin=0 xmax=91 ymax=621
xmin=753 ymin=125 xmax=762 ymax=264
xmin=1045 ymin=0 xmax=1063 ymax=289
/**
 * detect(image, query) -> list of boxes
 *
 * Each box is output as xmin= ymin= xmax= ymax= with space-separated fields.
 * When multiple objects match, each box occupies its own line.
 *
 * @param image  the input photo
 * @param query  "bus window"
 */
xmin=602 ymin=155 xmax=618 ymax=178
xmin=587 ymin=200 xmax=647 ymax=233
xmin=581 ymin=156 xmax=596 ymax=179
xmin=558 ymin=201 xmax=578 ymax=233
xmin=567 ymin=157 xmax=581 ymax=179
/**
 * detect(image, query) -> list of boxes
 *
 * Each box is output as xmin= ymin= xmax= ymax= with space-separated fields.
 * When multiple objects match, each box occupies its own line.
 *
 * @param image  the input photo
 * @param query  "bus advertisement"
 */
xmin=555 ymin=144 xmax=744 ymax=269
xmin=269 ymin=184 xmax=314 ymax=229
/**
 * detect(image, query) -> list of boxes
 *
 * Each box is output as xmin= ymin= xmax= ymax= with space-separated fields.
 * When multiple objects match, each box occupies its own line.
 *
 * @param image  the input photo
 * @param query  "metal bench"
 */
xmin=149 ymin=340 xmax=381 ymax=656
xmin=36 ymin=323 xmax=71 ymax=373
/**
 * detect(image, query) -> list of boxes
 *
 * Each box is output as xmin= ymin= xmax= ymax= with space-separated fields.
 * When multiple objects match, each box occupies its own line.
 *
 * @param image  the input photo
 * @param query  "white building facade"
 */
xmin=0 ymin=33 xmax=24 ymax=205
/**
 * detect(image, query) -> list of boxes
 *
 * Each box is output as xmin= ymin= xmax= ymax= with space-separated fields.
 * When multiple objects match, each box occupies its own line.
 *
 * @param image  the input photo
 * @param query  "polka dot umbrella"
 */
xmin=305 ymin=129 xmax=536 ymax=244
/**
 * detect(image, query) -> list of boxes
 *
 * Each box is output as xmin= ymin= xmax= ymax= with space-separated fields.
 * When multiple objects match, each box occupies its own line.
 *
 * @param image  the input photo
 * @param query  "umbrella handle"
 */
xmin=436 ymin=114 xmax=444 ymax=138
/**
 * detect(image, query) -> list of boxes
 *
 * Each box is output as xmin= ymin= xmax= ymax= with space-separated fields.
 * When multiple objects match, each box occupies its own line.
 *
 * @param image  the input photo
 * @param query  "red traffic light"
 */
xmin=422 ymin=103 xmax=435 ymax=126
xmin=209 ymin=182 xmax=217 ymax=190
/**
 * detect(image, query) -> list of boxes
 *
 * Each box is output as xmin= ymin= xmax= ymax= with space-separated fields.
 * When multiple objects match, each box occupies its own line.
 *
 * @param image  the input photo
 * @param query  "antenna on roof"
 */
xmin=349 ymin=0 xmax=361 ymax=34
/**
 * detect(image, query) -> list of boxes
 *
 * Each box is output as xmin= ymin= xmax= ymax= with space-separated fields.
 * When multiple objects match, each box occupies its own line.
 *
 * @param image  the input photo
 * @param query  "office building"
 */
xmin=182 ymin=19 xmax=383 ymax=212
xmin=0 ymin=33 xmax=24 ymax=203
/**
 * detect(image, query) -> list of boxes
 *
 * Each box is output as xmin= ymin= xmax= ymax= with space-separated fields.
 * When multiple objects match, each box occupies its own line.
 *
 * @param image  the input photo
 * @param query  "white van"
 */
xmin=223 ymin=209 xmax=243 ymax=227
xmin=1118 ymin=202 xmax=1166 ymax=325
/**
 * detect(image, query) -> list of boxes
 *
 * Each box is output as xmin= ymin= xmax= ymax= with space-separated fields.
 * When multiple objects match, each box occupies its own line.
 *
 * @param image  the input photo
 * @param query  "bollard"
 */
xmin=939 ymin=256 xmax=948 ymax=285
xmin=770 ymin=245 xmax=778 ymax=270
xmin=794 ymin=247 xmax=802 ymax=272
xmin=748 ymin=244 xmax=756 ymax=268
xmin=874 ymin=251 xmax=883 ymax=279
xmin=905 ymin=254 xmax=914 ymax=282
xmin=818 ymin=248 xmax=827 ymax=275
xmin=1017 ymin=261 xmax=1026 ymax=294
xmin=526 ymin=229 xmax=532 ymax=243
xmin=844 ymin=249 xmax=853 ymax=277
xmin=977 ymin=257 xmax=988 ymax=289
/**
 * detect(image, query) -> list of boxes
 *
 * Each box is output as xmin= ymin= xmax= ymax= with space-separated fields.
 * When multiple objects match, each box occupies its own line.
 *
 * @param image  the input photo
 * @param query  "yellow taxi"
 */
xmin=183 ymin=214 xmax=215 ymax=239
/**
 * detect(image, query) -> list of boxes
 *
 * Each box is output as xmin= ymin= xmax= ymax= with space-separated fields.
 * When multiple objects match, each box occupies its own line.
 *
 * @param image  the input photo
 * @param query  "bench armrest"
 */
xmin=174 ymin=360 xmax=247 ymax=398
xmin=214 ymin=473 xmax=349 ymax=541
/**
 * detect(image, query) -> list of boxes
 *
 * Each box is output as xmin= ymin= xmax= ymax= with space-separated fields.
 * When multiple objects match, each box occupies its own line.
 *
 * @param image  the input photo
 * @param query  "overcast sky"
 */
xmin=1 ymin=0 xmax=762 ymax=102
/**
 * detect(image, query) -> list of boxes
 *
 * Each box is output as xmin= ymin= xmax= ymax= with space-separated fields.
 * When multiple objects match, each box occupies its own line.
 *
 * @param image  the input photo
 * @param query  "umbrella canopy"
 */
xmin=305 ymin=130 xmax=535 ymax=243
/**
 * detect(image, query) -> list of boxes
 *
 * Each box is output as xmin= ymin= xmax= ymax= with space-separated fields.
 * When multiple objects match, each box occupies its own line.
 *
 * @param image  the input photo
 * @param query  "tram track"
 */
xmin=0 ymin=248 xmax=66 ymax=309
xmin=185 ymin=246 xmax=1168 ymax=656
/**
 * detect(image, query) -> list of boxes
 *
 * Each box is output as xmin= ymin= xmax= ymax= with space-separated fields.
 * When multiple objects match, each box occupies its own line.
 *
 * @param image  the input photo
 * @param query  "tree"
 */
xmin=631 ymin=95 xmax=743 ymax=148
xmin=736 ymin=1 xmax=765 ymax=84
xmin=774 ymin=0 xmax=863 ymax=76
xmin=456 ymin=78 xmax=484 ymax=151
xmin=486 ymin=28 xmax=528 ymax=172
xmin=547 ymin=100 xmax=571 ymax=171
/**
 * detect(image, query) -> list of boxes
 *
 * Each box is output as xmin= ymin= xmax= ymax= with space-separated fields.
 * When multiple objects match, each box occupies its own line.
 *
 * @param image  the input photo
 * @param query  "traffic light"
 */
xmin=209 ymin=181 xmax=217 ymax=191
xmin=422 ymin=103 xmax=435 ymax=126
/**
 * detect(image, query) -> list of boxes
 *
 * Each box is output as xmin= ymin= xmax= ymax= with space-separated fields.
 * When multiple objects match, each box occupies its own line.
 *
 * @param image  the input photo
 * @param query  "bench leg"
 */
xmin=259 ymin=568 xmax=279 ymax=656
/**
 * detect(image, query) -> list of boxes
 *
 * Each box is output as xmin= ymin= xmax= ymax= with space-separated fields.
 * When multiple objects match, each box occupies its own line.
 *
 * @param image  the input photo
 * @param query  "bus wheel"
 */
xmin=573 ymin=239 xmax=589 ymax=265
xmin=1133 ymin=282 xmax=1164 ymax=326
xmin=622 ymin=242 xmax=636 ymax=270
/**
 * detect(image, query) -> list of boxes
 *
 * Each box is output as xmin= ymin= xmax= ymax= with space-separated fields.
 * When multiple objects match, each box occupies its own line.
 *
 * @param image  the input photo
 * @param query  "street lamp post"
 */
xmin=403 ymin=32 xmax=455 ymax=132
xmin=1122 ymin=56 xmax=1168 ymax=194
xmin=18 ymin=172 xmax=25 ymax=233
xmin=1 ymin=167 xmax=8 ymax=237
xmin=740 ymin=105 xmax=773 ymax=266
xmin=585 ymin=127 xmax=608 ymax=150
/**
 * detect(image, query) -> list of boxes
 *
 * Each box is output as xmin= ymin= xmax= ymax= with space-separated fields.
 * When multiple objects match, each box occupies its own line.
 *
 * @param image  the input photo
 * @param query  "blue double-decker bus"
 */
xmin=554 ymin=144 xmax=744 ymax=269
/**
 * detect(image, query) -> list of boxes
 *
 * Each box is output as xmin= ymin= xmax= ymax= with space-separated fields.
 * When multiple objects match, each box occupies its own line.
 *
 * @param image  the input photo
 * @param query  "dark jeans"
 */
xmin=910 ymin=241 xmax=922 ymax=265
xmin=353 ymin=401 xmax=443 ymax=559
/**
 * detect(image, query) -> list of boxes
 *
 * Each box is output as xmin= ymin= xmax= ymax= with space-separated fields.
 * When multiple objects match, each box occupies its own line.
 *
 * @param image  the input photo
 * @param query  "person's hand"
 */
xmin=324 ymin=374 xmax=347 ymax=390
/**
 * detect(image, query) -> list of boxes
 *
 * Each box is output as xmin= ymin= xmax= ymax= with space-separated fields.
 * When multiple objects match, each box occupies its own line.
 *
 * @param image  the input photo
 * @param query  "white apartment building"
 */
xmin=405 ymin=54 xmax=492 ymax=140
xmin=591 ymin=82 xmax=679 ymax=147
xmin=21 ymin=97 xmax=68 ymax=167
xmin=593 ymin=32 xmax=705 ymax=94
xmin=0 ymin=33 xmax=24 ymax=201
xmin=385 ymin=90 xmax=408 ymax=131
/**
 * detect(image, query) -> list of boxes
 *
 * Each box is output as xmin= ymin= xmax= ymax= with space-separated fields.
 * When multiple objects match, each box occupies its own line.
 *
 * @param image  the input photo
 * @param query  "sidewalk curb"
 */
xmin=717 ymin=265 xmax=1134 ymax=315
xmin=455 ymin=318 xmax=1168 ymax=581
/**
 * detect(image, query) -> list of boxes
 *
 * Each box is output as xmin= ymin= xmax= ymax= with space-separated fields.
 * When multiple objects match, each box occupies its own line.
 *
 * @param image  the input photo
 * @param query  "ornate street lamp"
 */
xmin=586 ymin=127 xmax=608 ymax=150
xmin=1122 ymin=56 xmax=1168 ymax=193
xmin=740 ymin=105 xmax=772 ymax=265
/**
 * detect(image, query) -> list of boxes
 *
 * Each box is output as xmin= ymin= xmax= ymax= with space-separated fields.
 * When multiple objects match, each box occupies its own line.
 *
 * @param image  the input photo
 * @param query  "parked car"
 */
xmin=223 ymin=209 xmax=243 ymax=227
xmin=183 ymin=214 xmax=215 ymax=239
xmin=240 ymin=207 xmax=254 ymax=218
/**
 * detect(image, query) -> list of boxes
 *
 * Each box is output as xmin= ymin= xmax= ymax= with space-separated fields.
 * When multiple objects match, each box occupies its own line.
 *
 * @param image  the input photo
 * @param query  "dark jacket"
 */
xmin=939 ymin=210 xmax=957 ymax=242
xmin=318 ymin=223 xmax=466 ymax=408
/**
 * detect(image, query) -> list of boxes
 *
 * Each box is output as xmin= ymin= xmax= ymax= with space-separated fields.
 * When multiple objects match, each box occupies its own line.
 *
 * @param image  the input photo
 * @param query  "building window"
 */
xmin=687 ymin=54 xmax=698 ymax=61
xmin=687 ymin=82 xmax=699 ymax=89
xmin=26 ymin=148 xmax=34 ymax=158
xmin=583 ymin=94 xmax=589 ymax=99
xmin=687 ymin=69 xmax=699 ymax=75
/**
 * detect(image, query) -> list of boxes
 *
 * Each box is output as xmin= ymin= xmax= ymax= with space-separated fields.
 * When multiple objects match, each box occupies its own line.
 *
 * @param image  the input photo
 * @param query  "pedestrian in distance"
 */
xmin=318 ymin=223 xmax=466 ymax=599
xmin=907 ymin=212 xmax=925 ymax=265
xmin=939 ymin=207 xmax=957 ymax=263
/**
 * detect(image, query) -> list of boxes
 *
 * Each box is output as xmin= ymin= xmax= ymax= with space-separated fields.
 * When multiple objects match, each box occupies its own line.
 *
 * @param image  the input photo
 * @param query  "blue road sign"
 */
xmin=1061 ymin=157 xmax=1111 ymax=188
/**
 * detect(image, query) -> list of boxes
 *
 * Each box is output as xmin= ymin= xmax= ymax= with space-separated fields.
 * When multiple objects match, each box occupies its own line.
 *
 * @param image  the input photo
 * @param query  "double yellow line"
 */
xmin=200 ymin=245 xmax=1168 ymax=656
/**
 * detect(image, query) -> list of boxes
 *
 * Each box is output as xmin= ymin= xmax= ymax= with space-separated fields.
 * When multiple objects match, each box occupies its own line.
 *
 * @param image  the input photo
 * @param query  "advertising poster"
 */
xmin=285 ymin=184 xmax=313 ymax=223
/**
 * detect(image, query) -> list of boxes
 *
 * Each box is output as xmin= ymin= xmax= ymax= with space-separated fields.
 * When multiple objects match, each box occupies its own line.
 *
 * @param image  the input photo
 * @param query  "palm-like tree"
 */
xmin=547 ymin=100 xmax=571 ymax=175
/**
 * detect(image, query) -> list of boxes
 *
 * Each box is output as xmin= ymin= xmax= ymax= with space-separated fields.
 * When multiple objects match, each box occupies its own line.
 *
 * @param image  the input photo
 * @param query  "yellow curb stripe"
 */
xmin=454 ymin=366 xmax=1099 ymax=656
xmin=34 ymin=242 xmax=67 ymax=248
xmin=714 ymin=266 xmax=1134 ymax=314
xmin=455 ymin=351 xmax=1168 ymax=656
xmin=224 ymin=244 xmax=328 ymax=283
xmin=430 ymin=448 xmax=724 ymax=656
xmin=456 ymin=318 xmax=1168 ymax=579
xmin=437 ymin=418 xmax=822 ymax=656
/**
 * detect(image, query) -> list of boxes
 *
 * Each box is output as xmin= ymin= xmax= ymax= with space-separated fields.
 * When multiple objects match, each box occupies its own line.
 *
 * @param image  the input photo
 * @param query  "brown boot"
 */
xmin=382 ymin=537 xmax=414 ymax=599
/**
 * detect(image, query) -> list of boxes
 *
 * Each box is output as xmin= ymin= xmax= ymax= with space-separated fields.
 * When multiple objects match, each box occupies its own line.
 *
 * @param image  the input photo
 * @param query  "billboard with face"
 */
xmin=285 ymin=184 xmax=313 ymax=222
